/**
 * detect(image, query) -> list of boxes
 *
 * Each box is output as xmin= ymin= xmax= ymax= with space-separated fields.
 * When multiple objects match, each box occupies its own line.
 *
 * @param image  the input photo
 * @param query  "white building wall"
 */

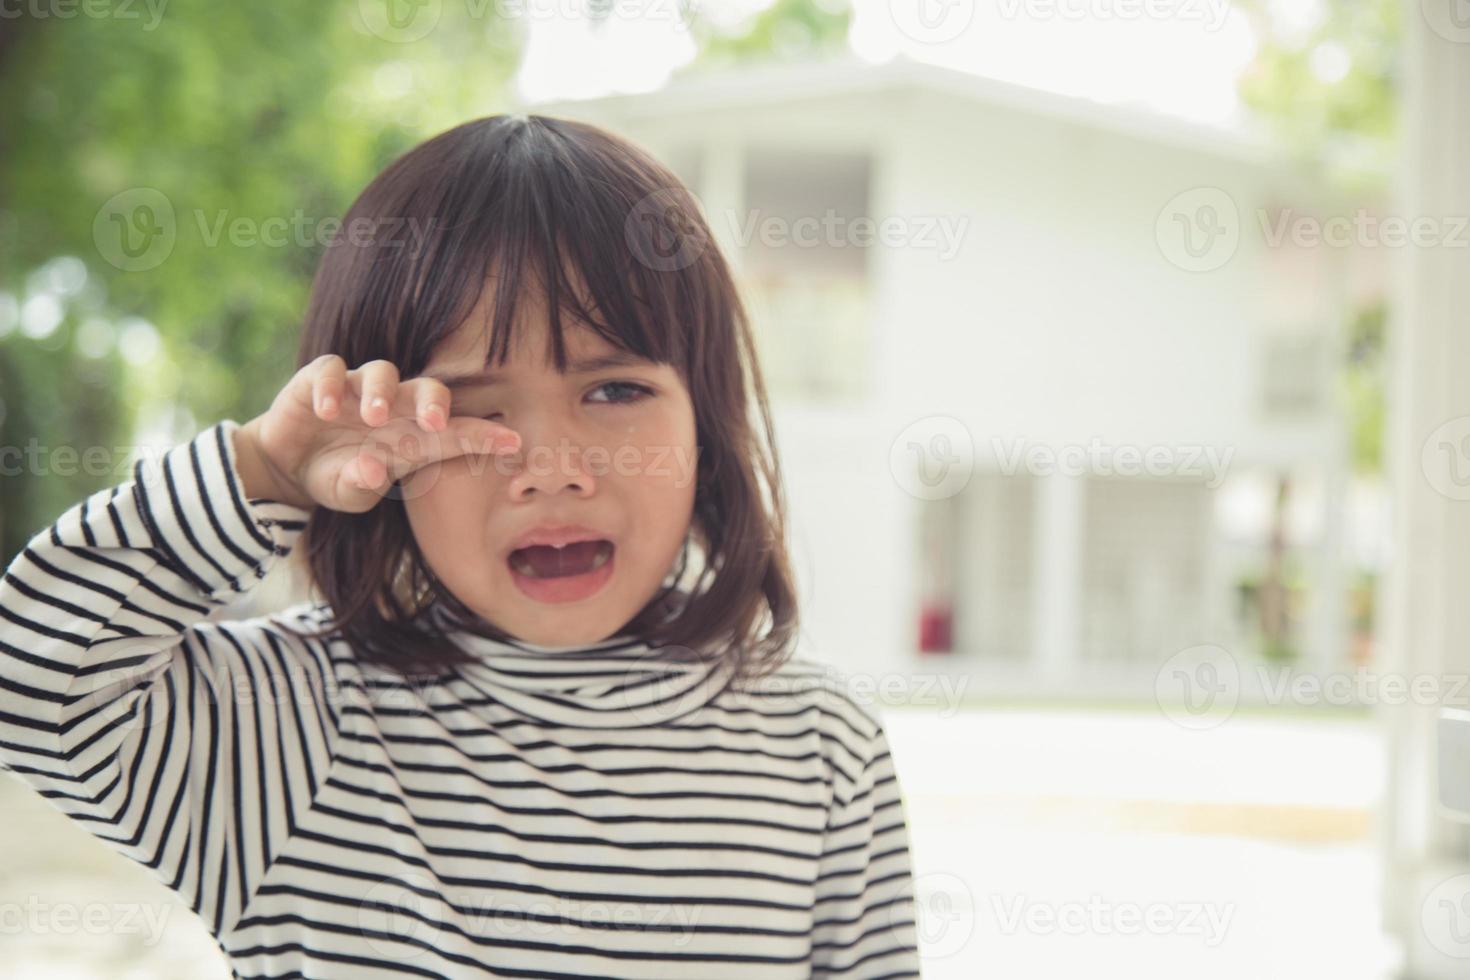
xmin=535 ymin=70 xmax=1353 ymax=685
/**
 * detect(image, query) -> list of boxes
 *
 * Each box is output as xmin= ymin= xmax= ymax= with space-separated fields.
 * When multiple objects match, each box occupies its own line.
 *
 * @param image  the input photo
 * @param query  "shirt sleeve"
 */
xmin=810 ymin=722 xmax=924 ymax=977
xmin=0 ymin=418 xmax=342 ymax=938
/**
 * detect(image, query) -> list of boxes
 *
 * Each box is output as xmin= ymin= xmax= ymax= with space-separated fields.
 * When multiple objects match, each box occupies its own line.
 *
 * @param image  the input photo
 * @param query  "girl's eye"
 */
xmin=470 ymin=381 xmax=654 ymax=419
xmin=588 ymin=381 xmax=654 ymax=406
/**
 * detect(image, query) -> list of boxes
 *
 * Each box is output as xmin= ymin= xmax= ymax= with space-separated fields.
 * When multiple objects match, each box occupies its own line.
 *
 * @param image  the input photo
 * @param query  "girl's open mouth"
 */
xmin=507 ymin=540 xmax=615 ymax=604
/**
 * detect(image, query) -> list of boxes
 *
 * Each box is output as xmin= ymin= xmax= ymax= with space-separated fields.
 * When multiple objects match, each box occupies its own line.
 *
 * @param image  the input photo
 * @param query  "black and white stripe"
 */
xmin=0 ymin=419 xmax=922 ymax=978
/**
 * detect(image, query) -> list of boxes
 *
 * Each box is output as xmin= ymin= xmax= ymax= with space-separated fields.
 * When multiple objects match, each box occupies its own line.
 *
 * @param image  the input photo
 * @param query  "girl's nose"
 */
xmin=503 ymin=428 xmax=598 ymax=501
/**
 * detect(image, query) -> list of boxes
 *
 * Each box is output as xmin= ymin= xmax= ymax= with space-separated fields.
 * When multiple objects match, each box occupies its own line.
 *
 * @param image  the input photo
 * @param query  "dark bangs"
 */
xmin=278 ymin=113 xmax=799 ymax=685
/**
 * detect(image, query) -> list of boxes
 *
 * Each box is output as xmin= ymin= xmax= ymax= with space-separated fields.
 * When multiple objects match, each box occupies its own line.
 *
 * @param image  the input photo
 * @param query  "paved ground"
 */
xmin=886 ymin=707 xmax=1397 ymax=979
xmin=0 ymin=706 xmax=1395 ymax=978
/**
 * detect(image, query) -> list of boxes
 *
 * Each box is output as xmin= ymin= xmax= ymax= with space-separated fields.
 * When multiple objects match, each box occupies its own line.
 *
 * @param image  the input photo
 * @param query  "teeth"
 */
xmin=589 ymin=545 xmax=611 ymax=570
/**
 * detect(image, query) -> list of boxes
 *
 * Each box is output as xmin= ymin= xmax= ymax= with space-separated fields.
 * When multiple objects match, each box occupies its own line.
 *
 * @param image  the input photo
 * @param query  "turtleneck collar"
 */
xmin=426 ymin=602 xmax=737 ymax=730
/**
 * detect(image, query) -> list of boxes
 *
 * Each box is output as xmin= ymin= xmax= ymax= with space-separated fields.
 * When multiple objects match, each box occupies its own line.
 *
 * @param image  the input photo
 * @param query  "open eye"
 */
xmin=588 ymin=381 xmax=654 ymax=405
xmin=465 ymin=380 xmax=653 ymax=420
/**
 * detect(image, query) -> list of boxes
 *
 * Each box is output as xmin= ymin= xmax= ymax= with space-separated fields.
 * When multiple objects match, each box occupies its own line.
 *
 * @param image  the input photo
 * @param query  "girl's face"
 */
xmin=401 ymin=284 xmax=699 ymax=648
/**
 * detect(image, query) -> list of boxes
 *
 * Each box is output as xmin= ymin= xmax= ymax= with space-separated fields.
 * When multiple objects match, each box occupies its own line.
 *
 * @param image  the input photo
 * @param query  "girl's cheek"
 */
xmin=399 ymin=466 xmax=433 ymax=501
xmin=401 ymin=458 xmax=482 ymax=500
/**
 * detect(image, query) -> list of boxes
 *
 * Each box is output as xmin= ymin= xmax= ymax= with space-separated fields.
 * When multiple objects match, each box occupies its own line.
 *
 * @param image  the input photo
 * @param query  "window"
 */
xmin=739 ymin=147 xmax=873 ymax=405
xmin=946 ymin=473 xmax=1036 ymax=661
xmin=1261 ymin=333 xmax=1328 ymax=419
xmin=1080 ymin=477 xmax=1212 ymax=666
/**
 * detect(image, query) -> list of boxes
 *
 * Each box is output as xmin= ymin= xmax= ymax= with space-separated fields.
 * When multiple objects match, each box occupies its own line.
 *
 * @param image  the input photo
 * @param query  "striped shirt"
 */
xmin=0 ymin=418 xmax=923 ymax=979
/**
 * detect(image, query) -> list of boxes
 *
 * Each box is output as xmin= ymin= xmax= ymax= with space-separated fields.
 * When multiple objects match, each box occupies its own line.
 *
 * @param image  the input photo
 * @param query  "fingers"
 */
xmin=298 ymin=357 xmax=526 ymax=508
xmin=332 ymin=420 xmax=517 ymax=510
xmin=407 ymin=375 xmax=450 ymax=433
xmin=305 ymin=356 xmax=452 ymax=434
xmin=341 ymin=447 xmax=387 ymax=493
xmin=307 ymin=353 xmax=347 ymax=421
xmin=377 ymin=374 xmax=456 ymax=435
xmin=346 ymin=403 xmax=521 ymax=488
xmin=446 ymin=417 xmax=521 ymax=460
xmin=397 ymin=417 xmax=520 ymax=475
xmin=353 ymin=359 xmax=400 ymax=426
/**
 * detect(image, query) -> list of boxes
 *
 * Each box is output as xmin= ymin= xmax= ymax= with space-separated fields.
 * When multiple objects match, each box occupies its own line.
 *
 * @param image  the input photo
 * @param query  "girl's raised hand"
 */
xmin=236 ymin=354 xmax=521 ymax=514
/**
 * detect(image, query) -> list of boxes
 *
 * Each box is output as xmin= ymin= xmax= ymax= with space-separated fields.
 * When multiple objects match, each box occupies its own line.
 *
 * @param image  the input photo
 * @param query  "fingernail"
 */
xmin=371 ymin=397 xmax=387 ymax=411
xmin=320 ymin=395 xmax=336 ymax=414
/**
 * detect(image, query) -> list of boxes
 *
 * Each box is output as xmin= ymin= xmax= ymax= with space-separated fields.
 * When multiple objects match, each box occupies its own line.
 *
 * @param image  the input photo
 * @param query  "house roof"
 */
xmin=518 ymin=52 xmax=1284 ymax=167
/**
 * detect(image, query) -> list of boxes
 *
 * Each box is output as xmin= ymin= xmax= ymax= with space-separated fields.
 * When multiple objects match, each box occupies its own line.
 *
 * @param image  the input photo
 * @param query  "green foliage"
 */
xmin=1341 ymin=297 xmax=1387 ymax=473
xmin=0 ymin=3 xmax=521 ymax=557
xmin=1235 ymin=0 xmax=1400 ymax=480
xmin=685 ymin=0 xmax=850 ymax=69
xmin=1235 ymin=0 xmax=1399 ymax=193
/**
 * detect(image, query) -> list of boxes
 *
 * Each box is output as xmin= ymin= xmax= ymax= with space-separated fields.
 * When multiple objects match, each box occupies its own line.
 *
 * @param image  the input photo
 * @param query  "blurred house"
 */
xmin=531 ymin=54 xmax=1384 ymax=699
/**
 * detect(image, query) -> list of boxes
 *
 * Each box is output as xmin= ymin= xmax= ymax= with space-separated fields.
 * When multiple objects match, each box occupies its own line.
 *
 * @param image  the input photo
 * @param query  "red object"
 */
xmin=918 ymin=600 xmax=953 ymax=654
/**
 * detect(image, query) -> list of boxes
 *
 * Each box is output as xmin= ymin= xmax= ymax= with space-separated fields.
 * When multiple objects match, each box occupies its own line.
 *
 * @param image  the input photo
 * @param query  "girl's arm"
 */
xmin=811 ymin=724 xmax=924 ymax=978
xmin=0 ymin=418 xmax=342 ymax=938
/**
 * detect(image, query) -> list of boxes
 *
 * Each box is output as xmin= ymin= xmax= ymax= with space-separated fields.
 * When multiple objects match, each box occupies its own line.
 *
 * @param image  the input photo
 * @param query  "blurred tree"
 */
xmin=685 ymin=0 xmax=850 ymax=68
xmin=1343 ymin=296 xmax=1387 ymax=474
xmin=1236 ymin=0 xmax=1398 ymax=194
xmin=1235 ymin=0 xmax=1397 ymax=670
xmin=0 ymin=3 xmax=521 ymax=558
xmin=1236 ymin=0 xmax=1397 ymax=477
